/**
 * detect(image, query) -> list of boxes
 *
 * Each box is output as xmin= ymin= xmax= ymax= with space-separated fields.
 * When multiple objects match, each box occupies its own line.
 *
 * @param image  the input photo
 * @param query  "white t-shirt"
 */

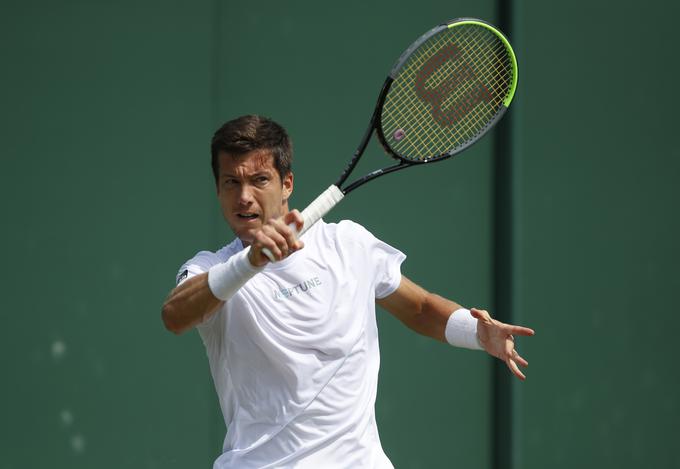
xmin=177 ymin=220 xmax=406 ymax=468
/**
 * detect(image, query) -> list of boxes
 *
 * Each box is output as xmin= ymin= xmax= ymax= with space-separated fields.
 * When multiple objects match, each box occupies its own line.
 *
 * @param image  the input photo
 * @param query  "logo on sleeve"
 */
xmin=176 ymin=269 xmax=188 ymax=285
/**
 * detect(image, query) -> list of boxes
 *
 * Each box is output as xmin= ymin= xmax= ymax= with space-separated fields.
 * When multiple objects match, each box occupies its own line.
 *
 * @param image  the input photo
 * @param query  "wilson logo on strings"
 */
xmin=415 ymin=43 xmax=492 ymax=127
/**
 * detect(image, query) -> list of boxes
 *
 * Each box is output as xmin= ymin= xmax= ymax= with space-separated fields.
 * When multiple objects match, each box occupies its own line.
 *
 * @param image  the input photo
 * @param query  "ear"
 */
xmin=282 ymin=171 xmax=294 ymax=201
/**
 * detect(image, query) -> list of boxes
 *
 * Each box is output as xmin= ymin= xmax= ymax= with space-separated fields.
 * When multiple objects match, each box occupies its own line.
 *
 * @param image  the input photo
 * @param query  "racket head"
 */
xmin=376 ymin=18 xmax=518 ymax=164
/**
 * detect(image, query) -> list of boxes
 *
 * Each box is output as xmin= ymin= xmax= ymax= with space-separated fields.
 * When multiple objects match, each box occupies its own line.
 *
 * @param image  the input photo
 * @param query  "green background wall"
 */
xmin=511 ymin=2 xmax=680 ymax=468
xmin=1 ymin=1 xmax=678 ymax=468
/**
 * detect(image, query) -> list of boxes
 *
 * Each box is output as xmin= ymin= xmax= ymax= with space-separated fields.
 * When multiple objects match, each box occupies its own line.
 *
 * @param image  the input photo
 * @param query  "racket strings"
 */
xmin=381 ymin=24 xmax=515 ymax=161
xmin=444 ymin=33 xmax=511 ymax=145
xmin=398 ymin=28 xmax=509 ymax=153
xmin=400 ymin=26 xmax=511 ymax=144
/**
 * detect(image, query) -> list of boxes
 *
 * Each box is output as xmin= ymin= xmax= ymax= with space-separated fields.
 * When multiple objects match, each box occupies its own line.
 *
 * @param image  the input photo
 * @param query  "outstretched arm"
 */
xmin=377 ymin=276 xmax=534 ymax=380
xmin=376 ymin=276 xmax=458 ymax=342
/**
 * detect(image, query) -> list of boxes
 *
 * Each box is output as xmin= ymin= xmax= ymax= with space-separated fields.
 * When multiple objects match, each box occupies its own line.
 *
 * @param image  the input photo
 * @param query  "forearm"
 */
xmin=420 ymin=293 xmax=463 ymax=342
xmin=161 ymin=273 xmax=223 ymax=334
xmin=378 ymin=277 xmax=462 ymax=342
xmin=162 ymin=249 xmax=264 ymax=334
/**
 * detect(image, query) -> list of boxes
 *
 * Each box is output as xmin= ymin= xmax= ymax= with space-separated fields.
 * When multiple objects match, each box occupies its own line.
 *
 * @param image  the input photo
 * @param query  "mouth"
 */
xmin=236 ymin=212 xmax=259 ymax=221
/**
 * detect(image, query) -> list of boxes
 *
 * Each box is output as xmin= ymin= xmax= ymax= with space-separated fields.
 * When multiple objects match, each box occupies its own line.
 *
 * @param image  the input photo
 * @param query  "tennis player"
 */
xmin=162 ymin=115 xmax=533 ymax=468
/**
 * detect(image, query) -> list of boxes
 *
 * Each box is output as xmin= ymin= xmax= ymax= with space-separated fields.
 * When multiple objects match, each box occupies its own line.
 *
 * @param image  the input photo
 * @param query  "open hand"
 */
xmin=471 ymin=308 xmax=535 ymax=381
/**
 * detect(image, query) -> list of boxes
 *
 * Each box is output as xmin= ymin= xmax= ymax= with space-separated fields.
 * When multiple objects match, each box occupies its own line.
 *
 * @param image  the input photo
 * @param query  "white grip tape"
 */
xmin=262 ymin=185 xmax=344 ymax=262
xmin=445 ymin=308 xmax=484 ymax=350
xmin=298 ymin=184 xmax=344 ymax=236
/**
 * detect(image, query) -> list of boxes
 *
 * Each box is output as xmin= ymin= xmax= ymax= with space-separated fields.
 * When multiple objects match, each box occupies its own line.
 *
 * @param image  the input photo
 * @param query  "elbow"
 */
xmin=161 ymin=302 xmax=187 ymax=335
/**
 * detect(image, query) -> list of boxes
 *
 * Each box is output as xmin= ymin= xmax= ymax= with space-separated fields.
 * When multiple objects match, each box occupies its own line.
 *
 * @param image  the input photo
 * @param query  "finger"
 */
xmin=256 ymin=237 xmax=282 ymax=261
xmin=513 ymin=350 xmax=529 ymax=367
xmin=504 ymin=337 xmax=515 ymax=356
xmin=257 ymin=220 xmax=304 ymax=263
xmin=506 ymin=325 xmax=535 ymax=336
xmin=259 ymin=225 xmax=289 ymax=260
xmin=268 ymin=219 xmax=297 ymax=252
xmin=506 ymin=358 xmax=526 ymax=381
xmin=248 ymin=243 xmax=272 ymax=266
xmin=283 ymin=210 xmax=305 ymax=236
xmin=273 ymin=215 xmax=304 ymax=251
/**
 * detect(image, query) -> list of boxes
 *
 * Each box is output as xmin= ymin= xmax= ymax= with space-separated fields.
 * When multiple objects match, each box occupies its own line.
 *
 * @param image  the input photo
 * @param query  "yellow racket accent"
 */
xmin=381 ymin=21 xmax=517 ymax=162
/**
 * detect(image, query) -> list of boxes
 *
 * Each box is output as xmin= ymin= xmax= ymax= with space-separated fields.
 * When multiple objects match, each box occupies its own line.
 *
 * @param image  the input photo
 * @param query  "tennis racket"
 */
xmin=263 ymin=18 xmax=518 ymax=261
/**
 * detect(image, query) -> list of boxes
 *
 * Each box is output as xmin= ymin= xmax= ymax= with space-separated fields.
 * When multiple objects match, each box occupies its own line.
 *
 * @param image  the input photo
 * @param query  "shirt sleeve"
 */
xmin=340 ymin=221 xmax=407 ymax=299
xmin=175 ymin=250 xmax=224 ymax=337
xmin=371 ymin=236 xmax=406 ymax=299
xmin=175 ymin=250 xmax=220 ymax=285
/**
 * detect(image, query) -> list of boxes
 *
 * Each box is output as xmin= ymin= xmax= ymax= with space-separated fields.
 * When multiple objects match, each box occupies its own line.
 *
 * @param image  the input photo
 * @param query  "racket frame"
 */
xmin=334 ymin=17 xmax=518 ymax=197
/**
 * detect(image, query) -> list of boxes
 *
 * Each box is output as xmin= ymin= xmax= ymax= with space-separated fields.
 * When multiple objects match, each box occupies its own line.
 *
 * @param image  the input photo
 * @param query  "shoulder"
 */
xmin=317 ymin=219 xmax=373 ymax=239
xmin=312 ymin=219 xmax=384 ymax=253
xmin=214 ymin=238 xmax=245 ymax=262
xmin=185 ymin=238 xmax=243 ymax=267
xmin=336 ymin=219 xmax=379 ymax=244
xmin=175 ymin=238 xmax=243 ymax=284
xmin=182 ymin=250 xmax=220 ymax=270
xmin=332 ymin=220 xmax=405 ymax=264
xmin=317 ymin=219 xmax=406 ymax=296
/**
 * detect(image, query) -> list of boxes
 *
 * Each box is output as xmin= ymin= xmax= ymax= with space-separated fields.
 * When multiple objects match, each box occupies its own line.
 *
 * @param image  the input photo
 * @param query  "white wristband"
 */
xmin=445 ymin=308 xmax=483 ymax=350
xmin=207 ymin=248 xmax=263 ymax=301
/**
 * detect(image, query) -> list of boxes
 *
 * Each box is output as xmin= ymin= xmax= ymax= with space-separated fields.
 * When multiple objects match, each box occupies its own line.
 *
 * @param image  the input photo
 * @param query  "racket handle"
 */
xmin=299 ymin=184 xmax=344 ymax=236
xmin=262 ymin=184 xmax=344 ymax=262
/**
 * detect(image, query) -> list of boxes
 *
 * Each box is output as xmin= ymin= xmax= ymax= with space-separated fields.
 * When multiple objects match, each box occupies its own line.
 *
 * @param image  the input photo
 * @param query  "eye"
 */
xmin=254 ymin=175 xmax=269 ymax=186
xmin=223 ymin=178 xmax=238 ymax=187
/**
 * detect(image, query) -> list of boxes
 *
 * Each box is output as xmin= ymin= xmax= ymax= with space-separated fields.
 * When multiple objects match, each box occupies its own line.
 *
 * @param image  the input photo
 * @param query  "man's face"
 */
xmin=216 ymin=149 xmax=293 ymax=245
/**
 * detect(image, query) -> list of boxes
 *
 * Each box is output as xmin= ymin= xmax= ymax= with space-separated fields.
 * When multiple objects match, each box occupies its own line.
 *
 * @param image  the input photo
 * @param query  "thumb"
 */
xmin=283 ymin=209 xmax=304 ymax=233
xmin=470 ymin=308 xmax=491 ymax=322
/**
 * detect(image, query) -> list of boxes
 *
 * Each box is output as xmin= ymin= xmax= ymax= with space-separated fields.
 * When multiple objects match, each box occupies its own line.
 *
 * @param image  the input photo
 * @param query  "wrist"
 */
xmin=208 ymin=248 xmax=263 ymax=301
xmin=444 ymin=308 xmax=484 ymax=350
xmin=247 ymin=246 xmax=265 ymax=267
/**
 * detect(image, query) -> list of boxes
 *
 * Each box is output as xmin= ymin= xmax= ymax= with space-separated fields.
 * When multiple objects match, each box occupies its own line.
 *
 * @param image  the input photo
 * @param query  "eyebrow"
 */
xmin=220 ymin=170 xmax=272 ymax=179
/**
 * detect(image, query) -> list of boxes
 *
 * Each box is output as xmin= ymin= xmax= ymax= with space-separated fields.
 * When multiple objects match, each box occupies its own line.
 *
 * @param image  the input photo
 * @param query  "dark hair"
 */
xmin=211 ymin=115 xmax=292 ymax=184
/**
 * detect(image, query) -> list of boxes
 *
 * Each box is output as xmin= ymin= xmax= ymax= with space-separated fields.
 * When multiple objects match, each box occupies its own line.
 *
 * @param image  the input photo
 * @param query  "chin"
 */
xmin=229 ymin=224 xmax=256 ymax=245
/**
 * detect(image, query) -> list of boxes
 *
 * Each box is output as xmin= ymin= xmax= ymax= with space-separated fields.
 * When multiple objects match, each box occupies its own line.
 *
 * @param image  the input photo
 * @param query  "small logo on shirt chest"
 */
xmin=273 ymin=277 xmax=322 ymax=301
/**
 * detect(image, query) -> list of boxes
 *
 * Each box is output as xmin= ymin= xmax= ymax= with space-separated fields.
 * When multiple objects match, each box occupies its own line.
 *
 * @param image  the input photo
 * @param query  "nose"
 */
xmin=237 ymin=183 xmax=255 ymax=206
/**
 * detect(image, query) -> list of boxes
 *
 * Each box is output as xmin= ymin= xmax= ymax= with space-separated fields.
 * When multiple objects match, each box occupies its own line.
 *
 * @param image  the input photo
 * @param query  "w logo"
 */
xmin=414 ymin=43 xmax=492 ymax=127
